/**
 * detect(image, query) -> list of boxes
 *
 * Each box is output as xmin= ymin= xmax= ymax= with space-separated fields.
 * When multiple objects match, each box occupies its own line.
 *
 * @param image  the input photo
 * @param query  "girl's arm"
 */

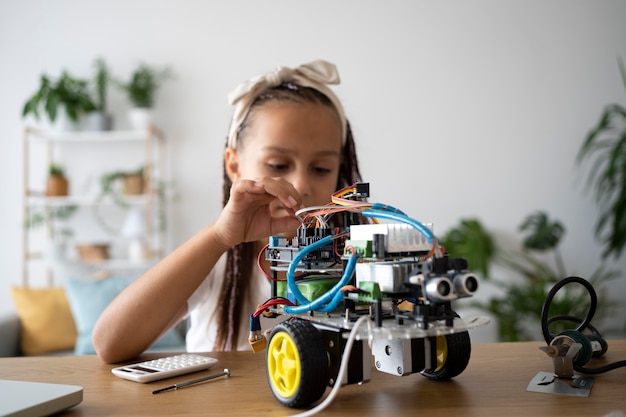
xmin=92 ymin=178 xmax=303 ymax=363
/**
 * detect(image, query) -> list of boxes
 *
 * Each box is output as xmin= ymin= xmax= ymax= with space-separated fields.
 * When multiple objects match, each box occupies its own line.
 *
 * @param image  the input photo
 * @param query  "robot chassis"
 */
xmin=250 ymin=183 xmax=489 ymax=408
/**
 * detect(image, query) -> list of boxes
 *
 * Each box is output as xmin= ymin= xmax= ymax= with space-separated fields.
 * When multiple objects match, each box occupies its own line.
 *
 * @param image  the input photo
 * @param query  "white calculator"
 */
xmin=112 ymin=353 xmax=219 ymax=383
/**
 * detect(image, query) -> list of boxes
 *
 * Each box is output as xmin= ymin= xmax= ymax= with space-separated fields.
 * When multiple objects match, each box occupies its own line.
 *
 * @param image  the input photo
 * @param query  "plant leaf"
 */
xmin=439 ymin=218 xmax=495 ymax=277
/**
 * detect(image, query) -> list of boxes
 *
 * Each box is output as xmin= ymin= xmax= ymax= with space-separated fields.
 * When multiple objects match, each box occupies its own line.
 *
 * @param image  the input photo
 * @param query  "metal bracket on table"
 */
xmin=540 ymin=340 xmax=581 ymax=378
xmin=527 ymin=342 xmax=594 ymax=397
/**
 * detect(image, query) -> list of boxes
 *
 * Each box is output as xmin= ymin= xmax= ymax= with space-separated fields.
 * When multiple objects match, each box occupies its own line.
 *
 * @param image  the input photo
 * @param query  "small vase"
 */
xmin=52 ymin=105 xmax=82 ymax=132
xmin=44 ymin=239 xmax=67 ymax=263
xmin=128 ymin=107 xmax=153 ymax=130
xmin=76 ymin=243 xmax=110 ymax=263
xmin=86 ymin=111 xmax=114 ymax=131
xmin=46 ymin=175 xmax=69 ymax=196
xmin=123 ymin=175 xmax=145 ymax=195
xmin=127 ymin=239 xmax=147 ymax=262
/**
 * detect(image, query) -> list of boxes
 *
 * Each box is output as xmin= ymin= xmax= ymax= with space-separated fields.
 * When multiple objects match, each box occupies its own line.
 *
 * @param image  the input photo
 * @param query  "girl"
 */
xmin=93 ymin=60 xmax=362 ymax=363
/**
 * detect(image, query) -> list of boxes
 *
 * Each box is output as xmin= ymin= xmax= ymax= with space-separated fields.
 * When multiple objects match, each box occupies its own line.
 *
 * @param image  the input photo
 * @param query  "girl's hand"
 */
xmin=213 ymin=177 xmax=304 ymax=248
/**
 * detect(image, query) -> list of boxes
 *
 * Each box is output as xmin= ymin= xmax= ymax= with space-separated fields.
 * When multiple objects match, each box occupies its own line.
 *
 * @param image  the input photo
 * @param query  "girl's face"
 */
xmin=225 ymin=101 xmax=342 ymax=217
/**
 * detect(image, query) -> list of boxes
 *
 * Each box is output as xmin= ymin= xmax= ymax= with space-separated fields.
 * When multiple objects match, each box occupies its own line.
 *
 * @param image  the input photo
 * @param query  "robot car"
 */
xmin=248 ymin=183 xmax=489 ymax=408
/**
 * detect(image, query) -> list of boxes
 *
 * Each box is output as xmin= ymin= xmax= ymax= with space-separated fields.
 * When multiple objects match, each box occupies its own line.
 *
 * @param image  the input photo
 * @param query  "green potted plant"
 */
xmin=93 ymin=166 xmax=146 ymax=234
xmin=577 ymin=57 xmax=626 ymax=260
xmin=92 ymin=164 xmax=170 ymax=239
xmin=25 ymin=203 xmax=77 ymax=262
xmin=46 ymin=163 xmax=69 ymax=197
xmin=440 ymin=212 xmax=618 ymax=341
xmin=25 ymin=204 xmax=77 ymax=231
xmin=22 ymin=70 xmax=95 ymax=131
xmin=117 ymin=63 xmax=172 ymax=129
xmin=100 ymin=165 xmax=146 ymax=199
xmin=86 ymin=57 xmax=114 ymax=131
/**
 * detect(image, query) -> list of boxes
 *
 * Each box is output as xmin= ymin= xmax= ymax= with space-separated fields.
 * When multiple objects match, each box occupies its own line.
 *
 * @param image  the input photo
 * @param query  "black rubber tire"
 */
xmin=421 ymin=331 xmax=472 ymax=380
xmin=266 ymin=319 xmax=329 ymax=408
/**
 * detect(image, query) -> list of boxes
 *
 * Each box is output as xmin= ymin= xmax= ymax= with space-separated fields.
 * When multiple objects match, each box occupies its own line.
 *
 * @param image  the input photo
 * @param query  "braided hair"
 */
xmin=214 ymin=84 xmax=362 ymax=350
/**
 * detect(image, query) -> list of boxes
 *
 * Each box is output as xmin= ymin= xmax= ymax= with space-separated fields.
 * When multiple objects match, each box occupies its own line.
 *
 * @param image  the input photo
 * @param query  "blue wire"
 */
xmin=283 ymin=206 xmax=433 ymax=314
xmin=370 ymin=202 xmax=406 ymax=215
xmin=286 ymin=234 xmax=334 ymax=305
xmin=284 ymin=253 xmax=358 ymax=314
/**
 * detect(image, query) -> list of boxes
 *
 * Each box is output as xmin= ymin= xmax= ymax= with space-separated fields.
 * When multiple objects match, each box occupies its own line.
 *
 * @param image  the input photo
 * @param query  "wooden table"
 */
xmin=1 ymin=341 xmax=625 ymax=416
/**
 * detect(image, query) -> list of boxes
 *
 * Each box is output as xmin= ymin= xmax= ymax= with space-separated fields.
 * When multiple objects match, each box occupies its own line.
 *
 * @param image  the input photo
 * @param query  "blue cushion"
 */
xmin=64 ymin=276 xmax=184 ymax=355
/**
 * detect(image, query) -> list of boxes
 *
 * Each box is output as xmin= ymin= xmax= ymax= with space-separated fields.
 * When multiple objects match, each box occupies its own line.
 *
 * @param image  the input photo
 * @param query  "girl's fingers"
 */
xmin=215 ymin=177 xmax=306 ymax=246
xmin=258 ymin=177 xmax=304 ymax=210
xmin=232 ymin=177 xmax=304 ymax=211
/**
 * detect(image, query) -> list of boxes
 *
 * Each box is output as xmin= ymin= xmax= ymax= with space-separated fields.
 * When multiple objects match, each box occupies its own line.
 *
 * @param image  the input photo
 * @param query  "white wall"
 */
xmin=1 ymin=0 xmax=625 ymax=340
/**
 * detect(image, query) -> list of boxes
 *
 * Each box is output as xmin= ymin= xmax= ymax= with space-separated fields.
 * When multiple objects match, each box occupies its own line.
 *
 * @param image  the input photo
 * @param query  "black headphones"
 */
xmin=541 ymin=276 xmax=626 ymax=374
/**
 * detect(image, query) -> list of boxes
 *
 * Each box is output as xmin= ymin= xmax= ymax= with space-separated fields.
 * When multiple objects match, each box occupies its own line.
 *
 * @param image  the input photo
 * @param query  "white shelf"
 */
xmin=59 ymin=258 xmax=159 ymax=270
xmin=26 ymin=194 xmax=150 ymax=207
xmin=25 ymin=127 xmax=150 ymax=143
xmin=42 ymin=257 xmax=160 ymax=280
xmin=22 ymin=127 xmax=167 ymax=286
xmin=31 ymin=253 xmax=159 ymax=269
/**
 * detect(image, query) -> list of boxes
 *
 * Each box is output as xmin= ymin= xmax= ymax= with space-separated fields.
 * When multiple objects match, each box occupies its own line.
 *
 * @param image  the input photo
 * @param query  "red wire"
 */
xmin=257 ymin=242 xmax=279 ymax=281
xmin=253 ymin=298 xmax=295 ymax=317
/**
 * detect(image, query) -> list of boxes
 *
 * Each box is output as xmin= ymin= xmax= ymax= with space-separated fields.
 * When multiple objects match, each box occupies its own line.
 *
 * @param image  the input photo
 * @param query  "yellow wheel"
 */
xmin=421 ymin=331 xmax=471 ymax=380
xmin=266 ymin=320 xmax=328 ymax=408
xmin=433 ymin=335 xmax=448 ymax=372
xmin=267 ymin=330 xmax=301 ymax=399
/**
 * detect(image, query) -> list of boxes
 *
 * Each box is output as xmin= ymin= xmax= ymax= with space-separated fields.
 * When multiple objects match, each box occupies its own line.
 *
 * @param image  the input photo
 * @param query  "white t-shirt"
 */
xmin=186 ymin=253 xmax=271 ymax=352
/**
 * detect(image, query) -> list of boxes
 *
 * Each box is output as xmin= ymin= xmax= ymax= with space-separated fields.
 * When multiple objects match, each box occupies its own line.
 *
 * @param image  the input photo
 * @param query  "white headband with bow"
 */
xmin=226 ymin=59 xmax=347 ymax=148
